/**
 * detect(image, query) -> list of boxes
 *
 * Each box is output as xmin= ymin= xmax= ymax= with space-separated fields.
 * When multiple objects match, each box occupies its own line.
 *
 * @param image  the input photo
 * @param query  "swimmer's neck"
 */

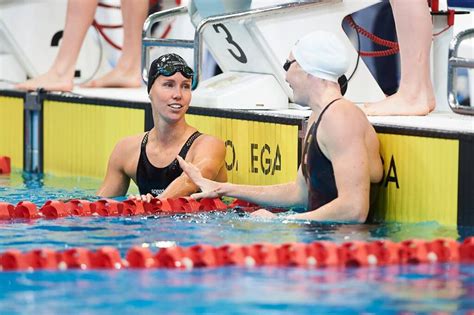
xmin=307 ymin=86 xmax=342 ymax=113
xmin=150 ymin=120 xmax=191 ymax=145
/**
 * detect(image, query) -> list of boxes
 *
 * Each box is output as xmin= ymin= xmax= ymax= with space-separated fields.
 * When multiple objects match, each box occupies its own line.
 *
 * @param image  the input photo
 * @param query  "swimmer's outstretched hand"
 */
xmin=128 ymin=193 xmax=154 ymax=203
xmin=177 ymin=156 xmax=223 ymax=199
xmin=250 ymin=209 xmax=277 ymax=219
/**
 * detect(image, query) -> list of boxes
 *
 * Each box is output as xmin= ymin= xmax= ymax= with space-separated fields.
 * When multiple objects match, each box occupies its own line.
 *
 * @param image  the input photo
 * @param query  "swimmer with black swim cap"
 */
xmin=97 ymin=53 xmax=227 ymax=201
xmin=146 ymin=53 xmax=194 ymax=93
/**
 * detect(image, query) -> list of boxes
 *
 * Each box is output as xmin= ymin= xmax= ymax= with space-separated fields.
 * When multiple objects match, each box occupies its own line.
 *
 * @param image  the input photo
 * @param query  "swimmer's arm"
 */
xmin=287 ymin=110 xmax=370 ymax=222
xmin=179 ymin=154 xmax=307 ymax=208
xmin=217 ymin=167 xmax=308 ymax=208
xmin=160 ymin=136 xmax=226 ymax=198
xmin=96 ymin=140 xmax=131 ymax=198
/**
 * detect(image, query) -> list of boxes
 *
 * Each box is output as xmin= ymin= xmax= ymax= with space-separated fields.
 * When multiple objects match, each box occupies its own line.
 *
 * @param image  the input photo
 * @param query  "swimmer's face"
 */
xmin=149 ymin=72 xmax=192 ymax=122
xmin=285 ymin=53 xmax=309 ymax=105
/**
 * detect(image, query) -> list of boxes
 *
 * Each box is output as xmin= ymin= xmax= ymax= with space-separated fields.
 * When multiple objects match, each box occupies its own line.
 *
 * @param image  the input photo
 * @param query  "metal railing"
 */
xmin=141 ymin=5 xmax=192 ymax=87
xmin=448 ymin=28 xmax=474 ymax=115
xmin=141 ymin=0 xmax=336 ymax=90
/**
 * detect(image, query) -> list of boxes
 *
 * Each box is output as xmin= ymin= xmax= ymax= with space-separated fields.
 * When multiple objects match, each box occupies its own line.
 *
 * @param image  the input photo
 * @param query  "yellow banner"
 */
xmin=0 ymin=96 xmax=23 ymax=169
xmin=187 ymin=115 xmax=299 ymax=185
xmin=43 ymin=101 xmax=144 ymax=178
xmin=373 ymin=133 xmax=459 ymax=226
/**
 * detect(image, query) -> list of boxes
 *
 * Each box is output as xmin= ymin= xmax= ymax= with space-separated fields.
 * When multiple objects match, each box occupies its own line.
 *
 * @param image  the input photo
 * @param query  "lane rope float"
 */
xmin=0 ymin=237 xmax=473 ymax=271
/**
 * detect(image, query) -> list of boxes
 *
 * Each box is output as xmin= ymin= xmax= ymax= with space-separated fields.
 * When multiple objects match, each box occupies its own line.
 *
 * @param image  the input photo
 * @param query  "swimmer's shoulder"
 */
xmin=194 ymin=133 xmax=225 ymax=148
xmin=189 ymin=133 xmax=226 ymax=157
xmin=318 ymin=99 xmax=370 ymax=146
xmin=322 ymin=99 xmax=369 ymax=130
xmin=112 ymin=132 xmax=147 ymax=157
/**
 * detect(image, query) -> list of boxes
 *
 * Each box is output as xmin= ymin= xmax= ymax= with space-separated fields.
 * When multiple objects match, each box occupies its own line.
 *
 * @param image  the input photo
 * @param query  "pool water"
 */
xmin=1 ymin=172 xmax=474 ymax=314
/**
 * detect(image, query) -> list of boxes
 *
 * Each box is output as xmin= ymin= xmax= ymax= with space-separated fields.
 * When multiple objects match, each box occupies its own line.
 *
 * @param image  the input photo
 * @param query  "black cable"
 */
xmin=348 ymin=22 xmax=361 ymax=83
xmin=339 ymin=17 xmax=361 ymax=95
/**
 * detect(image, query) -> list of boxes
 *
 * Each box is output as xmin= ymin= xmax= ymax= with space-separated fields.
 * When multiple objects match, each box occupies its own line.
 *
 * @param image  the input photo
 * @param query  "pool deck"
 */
xmin=70 ymin=87 xmax=474 ymax=135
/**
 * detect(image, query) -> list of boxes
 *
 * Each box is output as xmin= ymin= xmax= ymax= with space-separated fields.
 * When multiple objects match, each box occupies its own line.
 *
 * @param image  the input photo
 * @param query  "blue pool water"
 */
xmin=1 ymin=172 xmax=474 ymax=314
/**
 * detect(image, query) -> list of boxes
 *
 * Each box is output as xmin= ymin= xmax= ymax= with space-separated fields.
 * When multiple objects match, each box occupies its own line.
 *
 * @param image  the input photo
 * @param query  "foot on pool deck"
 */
xmin=362 ymin=90 xmax=436 ymax=116
xmin=15 ymin=71 xmax=73 ymax=92
xmin=81 ymin=68 xmax=142 ymax=89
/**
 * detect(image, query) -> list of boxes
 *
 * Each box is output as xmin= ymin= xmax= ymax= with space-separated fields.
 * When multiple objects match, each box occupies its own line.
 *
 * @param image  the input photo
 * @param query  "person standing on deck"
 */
xmin=362 ymin=0 xmax=435 ymax=116
xmin=178 ymin=31 xmax=383 ymax=222
xmin=15 ymin=0 xmax=148 ymax=91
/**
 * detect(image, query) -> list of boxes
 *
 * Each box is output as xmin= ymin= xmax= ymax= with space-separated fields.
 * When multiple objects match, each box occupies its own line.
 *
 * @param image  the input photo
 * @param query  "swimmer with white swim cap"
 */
xmin=179 ymin=30 xmax=384 ymax=222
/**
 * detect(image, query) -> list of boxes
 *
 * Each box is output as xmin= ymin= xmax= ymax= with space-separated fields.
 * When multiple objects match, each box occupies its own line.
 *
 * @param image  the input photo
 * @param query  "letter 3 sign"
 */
xmin=213 ymin=23 xmax=248 ymax=64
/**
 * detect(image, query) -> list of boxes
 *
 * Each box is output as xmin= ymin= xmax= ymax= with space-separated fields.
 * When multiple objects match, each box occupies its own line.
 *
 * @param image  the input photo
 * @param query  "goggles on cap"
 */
xmin=155 ymin=64 xmax=194 ymax=79
xmin=148 ymin=58 xmax=194 ymax=93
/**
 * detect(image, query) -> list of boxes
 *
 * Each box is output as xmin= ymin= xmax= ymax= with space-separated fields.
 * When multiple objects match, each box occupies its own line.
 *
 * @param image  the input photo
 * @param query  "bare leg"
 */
xmin=15 ymin=0 xmax=98 ymax=92
xmin=363 ymin=0 xmax=435 ymax=116
xmin=82 ymin=0 xmax=148 ymax=88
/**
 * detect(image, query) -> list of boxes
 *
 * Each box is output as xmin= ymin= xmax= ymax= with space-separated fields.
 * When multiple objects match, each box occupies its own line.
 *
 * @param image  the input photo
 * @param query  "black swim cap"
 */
xmin=147 ymin=53 xmax=194 ymax=93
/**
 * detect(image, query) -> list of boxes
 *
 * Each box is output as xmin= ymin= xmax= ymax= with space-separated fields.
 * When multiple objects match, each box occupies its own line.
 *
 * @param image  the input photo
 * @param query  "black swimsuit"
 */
xmin=301 ymin=99 xmax=341 ymax=210
xmin=136 ymin=131 xmax=202 ymax=196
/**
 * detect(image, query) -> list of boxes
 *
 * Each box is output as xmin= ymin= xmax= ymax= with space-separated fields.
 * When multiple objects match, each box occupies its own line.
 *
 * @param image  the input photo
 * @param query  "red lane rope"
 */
xmin=1 ymin=237 xmax=473 ymax=271
xmin=0 ymin=156 xmax=10 ymax=174
xmin=0 ymin=198 xmax=260 ymax=221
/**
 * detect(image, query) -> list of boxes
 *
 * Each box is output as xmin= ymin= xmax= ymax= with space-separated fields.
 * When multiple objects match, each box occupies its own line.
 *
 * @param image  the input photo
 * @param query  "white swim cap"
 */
xmin=291 ymin=30 xmax=350 ymax=82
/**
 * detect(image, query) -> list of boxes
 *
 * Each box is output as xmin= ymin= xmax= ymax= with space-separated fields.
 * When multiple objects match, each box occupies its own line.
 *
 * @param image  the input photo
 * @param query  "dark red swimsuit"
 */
xmin=301 ymin=99 xmax=341 ymax=210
